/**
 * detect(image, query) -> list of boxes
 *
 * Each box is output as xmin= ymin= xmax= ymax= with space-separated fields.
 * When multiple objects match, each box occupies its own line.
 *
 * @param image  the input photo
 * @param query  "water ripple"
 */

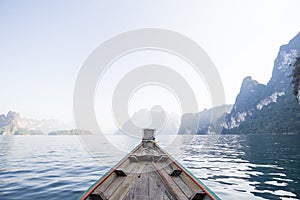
xmin=0 ymin=135 xmax=299 ymax=200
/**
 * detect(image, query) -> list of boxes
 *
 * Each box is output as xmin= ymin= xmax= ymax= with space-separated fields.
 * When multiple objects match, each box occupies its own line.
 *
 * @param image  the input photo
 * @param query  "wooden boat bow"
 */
xmin=79 ymin=129 xmax=220 ymax=200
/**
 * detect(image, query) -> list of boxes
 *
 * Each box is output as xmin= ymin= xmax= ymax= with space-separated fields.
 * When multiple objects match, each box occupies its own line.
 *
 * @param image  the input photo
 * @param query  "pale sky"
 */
xmin=1 ymin=0 xmax=300 ymax=123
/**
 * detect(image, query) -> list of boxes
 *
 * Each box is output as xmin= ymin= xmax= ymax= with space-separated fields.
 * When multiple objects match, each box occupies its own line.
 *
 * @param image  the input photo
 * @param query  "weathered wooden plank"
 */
xmin=147 ymin=165 xmax=174 ymax=200
xmin=102 ymin=162 xmax=138 ymax=198
xmin=173 ymin=176 xmax=194 ymax=198
xmin=123 ymin=164 xmax=174 ymax=200
xmin=92 ymin=172 xmax=117 ymax=195
xmin=180 ymin=170 xmax=204 ymax=193
xmin=156 ymin=147 xmax=207 ymax=197
xmin=156 ymin=161 xmax=194 ymax=198
xmin=92 ymin=160 xmax=132 ymax=195
xmin=124 ymin=165 xmax=149 ymax=200
xmin=152 ymin=162 xmax=188 ymax=200
xmin=109 ymin=163 xmax=145 ymax=200
xmin=121 ymin=160 xmax=139 ymax=172
xmin=168 ymin=161 xmax=207 ymax=199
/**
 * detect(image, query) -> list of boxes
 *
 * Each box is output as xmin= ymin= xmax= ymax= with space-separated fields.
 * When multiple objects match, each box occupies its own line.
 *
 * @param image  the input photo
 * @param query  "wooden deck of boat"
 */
xmin=83 ymin=143 xmax=216 ymax=200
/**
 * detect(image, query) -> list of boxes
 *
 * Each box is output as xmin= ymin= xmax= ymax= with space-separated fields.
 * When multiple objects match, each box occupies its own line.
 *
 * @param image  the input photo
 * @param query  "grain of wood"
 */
xmin=152 ymin=162 xmax=188 ymax=200
xmin=87 ymin=144 xmax=214 ymax=200
xmin=102 ymin=162 xmax=139 ymax=198
xmin=124 ymin=164 xmax=174 ymax=200
xmin=156 ymin=161 xmax=194 ymax=198
xmin=109 ymin=163 xmax=145 ymax=200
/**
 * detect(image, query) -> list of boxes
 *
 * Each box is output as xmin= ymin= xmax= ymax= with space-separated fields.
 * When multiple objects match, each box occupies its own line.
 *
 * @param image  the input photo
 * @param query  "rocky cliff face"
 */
xmin=178 ymin=105 xmax=232 ymax=135
xmin=223 ymin=32 xmax=300 ymax=134
xmin=0 ymin=111 xmax=22 ymax=135
xmin=223 ymin=76 xmax=268 ymax=129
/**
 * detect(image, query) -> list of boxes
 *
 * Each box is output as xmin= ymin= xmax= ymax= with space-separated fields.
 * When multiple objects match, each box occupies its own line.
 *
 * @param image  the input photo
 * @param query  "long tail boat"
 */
xmin=79 ymin=129 xmax=220 ymax=200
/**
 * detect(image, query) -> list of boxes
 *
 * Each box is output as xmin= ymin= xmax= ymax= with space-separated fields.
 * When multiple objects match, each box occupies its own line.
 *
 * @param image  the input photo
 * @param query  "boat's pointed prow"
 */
xmin=79 ymin=129 xmax=220 ymax=200
xmin=142 ymin=128 xmax=156 ymax=148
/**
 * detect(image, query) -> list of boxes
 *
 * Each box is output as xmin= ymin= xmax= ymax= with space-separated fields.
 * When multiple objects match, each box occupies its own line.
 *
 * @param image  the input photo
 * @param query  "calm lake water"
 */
xmin=0 ymin=135 xmax=299 ymax=200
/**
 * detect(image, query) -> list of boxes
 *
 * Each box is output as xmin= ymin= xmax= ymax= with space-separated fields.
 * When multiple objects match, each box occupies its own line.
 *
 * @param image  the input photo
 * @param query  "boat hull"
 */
xmin=79 ymin=142 xmax=220 ymax=200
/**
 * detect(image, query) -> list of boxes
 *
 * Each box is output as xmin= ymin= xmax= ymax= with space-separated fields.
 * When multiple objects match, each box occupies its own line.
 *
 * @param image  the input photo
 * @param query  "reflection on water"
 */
xmin=175 ymin=135 xmax=300 ymax=200
xmin=0 ymin=135 xmax=299 ymax=200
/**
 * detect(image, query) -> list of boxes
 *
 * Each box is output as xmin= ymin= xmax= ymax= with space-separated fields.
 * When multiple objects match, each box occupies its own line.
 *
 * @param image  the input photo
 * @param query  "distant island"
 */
xmin=48 ymin=129 xmax=92 ymax=135
xmin=0 ymin=111 xmax=92 ymax=135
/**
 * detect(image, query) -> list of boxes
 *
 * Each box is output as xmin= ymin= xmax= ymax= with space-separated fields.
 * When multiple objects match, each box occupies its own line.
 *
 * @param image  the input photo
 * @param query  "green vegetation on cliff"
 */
xmin=222 ymin=92 xmax=300 ymax=134
xmin=292 ymin=56 xmax=300 ymax=102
